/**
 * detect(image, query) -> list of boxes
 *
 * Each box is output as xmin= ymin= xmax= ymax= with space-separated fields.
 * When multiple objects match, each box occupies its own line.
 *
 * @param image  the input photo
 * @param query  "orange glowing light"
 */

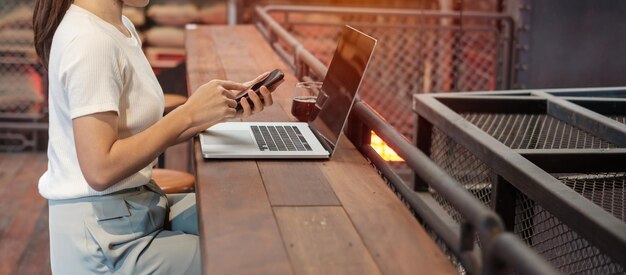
xmin=370 ymin=132 xmax=404 ymax=162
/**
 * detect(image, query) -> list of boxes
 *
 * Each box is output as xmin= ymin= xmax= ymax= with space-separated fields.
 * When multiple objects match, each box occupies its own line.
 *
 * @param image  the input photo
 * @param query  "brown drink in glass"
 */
xmin=291 ymin=96 xmax=317 ymax=122
xmin=291 ymin=82 xmax=322 ymax=122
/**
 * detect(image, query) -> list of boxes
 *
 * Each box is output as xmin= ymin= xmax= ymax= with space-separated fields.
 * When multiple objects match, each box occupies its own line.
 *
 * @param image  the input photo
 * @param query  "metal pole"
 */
xmin=227 ymin=0 xmax=238 ymax=26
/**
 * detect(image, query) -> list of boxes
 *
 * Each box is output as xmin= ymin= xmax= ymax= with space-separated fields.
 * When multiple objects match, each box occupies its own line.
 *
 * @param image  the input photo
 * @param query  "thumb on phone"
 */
xmin=243 ymin=71 xmax=271 ymax=88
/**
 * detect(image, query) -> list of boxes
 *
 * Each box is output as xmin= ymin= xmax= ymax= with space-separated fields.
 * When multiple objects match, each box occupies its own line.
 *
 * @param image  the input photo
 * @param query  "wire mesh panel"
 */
xmin=425 ymin=110 xmax=626 ymax=274
xmin=515 ymin=192 xmax=625 ymax=275
xmin=268 ymin=10 xmax=512 ymax=138
xmin=0 ymin=0 xmax=47 ymax=151
xmin=0 ymin=0 xmax=44 ymax=115
xmin=426 ymin=112 xmax=619 ymax=220
xmin=463 ymin=112 xmax=625 ymax=273
xmin=559 ymin=173 xmax=625 ymax=222
xmin=430 ymin=126 xmax=493 ymax=222
xmin=462 ymin=113 xmax=616 ymax=149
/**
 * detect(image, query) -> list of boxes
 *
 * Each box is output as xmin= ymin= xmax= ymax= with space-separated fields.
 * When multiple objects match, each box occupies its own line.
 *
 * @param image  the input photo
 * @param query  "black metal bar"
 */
xmin=562 ymin=97 xmax=626 ymax=102
xmin=487 ymin=233 xmax=560 ymax=275
xmin=157 ymin=154 xmax=165 ymax=168
xmin=490 ymin=174 xmax=517 ymax=231
xmin=498 ymin=15 xmax=515 ymax=90
xmin=436 ymin=96 xmax=546 ymax=114
xmin=536 ymin=91 xmax=626 ymax=147
xmin=346 ymin=111 xmax=371 ymax=151
xmin=414 ymin=115 xmax=432 ymax=191
xmin=460 ymin=222 xmax=476 ymax=252
xmin=517 ymin=149 xmax=626 ymax=173
xmin=353 ymin=102 xmax=503 ymax=236
xmin=435 ymin=87 xmax=626 ymax=97
xmin=564 ymin=97 xmax=626 ymax=116
xmin=413 ymin=94 xmax=626 ymax=267
xmin=433 ymin=90 xmax=534 ymax=96
xmin=545 ymin=87 xmax=626 ymax=97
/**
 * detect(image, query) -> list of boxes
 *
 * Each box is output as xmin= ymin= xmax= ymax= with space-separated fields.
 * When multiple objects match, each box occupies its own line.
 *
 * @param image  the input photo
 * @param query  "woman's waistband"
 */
xmin=48 ymin=181 xmax=164 ymax=206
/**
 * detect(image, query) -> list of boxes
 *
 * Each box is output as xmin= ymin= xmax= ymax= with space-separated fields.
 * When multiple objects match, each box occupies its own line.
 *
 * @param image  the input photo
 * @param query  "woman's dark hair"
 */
xmin=33 ymin=0 xmax=72 ymax=69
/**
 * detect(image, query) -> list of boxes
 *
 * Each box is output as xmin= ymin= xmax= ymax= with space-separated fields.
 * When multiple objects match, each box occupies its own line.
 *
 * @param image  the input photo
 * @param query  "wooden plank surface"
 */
xmin=0 ymin=153 xmax=50 ymax=275
xmin=225 ymin=25 xmax=343 ymax=207
xmin=187 ymin=25 xmax=456 ymax=275
xmin=319 ymin=138 xmax=457 ymax=275
xmin=274 ymin=207 xmax=382 ymax=275
xmin=193 ymin=144 xmax=293 ymax=275
xmin=187 ymin=25 xmax=294 ymax=275
xmin=259 ymin=161 xmax=340 ymax=206
xmin=185 ymin=25 xmax=224 ymax=94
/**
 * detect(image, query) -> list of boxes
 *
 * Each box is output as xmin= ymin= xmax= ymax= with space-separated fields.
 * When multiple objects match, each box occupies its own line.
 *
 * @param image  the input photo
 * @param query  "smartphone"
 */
xmin=236 ymin=69 xmax=285 ymax=111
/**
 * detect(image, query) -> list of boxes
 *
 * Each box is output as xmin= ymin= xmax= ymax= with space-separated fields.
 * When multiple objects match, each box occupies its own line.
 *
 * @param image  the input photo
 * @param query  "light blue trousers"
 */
xmin=48 ymin=181 xmax=200 ymax=274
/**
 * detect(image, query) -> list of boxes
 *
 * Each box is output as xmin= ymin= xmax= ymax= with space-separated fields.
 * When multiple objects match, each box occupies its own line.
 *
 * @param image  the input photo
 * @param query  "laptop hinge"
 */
xmin=308 ymin=125 xmax=334 ymax=154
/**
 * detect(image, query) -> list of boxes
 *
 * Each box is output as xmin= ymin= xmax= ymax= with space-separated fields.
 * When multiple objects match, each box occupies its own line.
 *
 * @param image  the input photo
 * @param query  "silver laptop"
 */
xmin=200 ymin=25 xmax=377 ymax=159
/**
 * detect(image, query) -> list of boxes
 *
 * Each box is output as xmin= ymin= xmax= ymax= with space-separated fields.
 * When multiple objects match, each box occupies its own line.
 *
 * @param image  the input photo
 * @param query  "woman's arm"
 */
xmin=74 ymin=80 xmax=247 ymax=191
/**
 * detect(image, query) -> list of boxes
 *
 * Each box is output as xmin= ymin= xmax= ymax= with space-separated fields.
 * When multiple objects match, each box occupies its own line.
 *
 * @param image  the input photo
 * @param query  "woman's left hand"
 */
xmin=237 ymin=71 xmax=283 ymax=117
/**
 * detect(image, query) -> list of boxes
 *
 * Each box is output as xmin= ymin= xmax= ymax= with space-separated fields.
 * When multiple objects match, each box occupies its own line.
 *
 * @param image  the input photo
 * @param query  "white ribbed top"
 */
xmin=39 ymin=5 xmax=164 ymax=199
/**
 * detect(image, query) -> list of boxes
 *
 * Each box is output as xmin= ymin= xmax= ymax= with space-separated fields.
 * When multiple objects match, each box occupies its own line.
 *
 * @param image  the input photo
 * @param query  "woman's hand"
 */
xmin=181 ymin=79 xmax=247 ymax=128
xmin=180 ymin=71 xmax=281 ymax=131
xmin=237 ymin=86 xmax=273 ymax=117
xmin=237 ymin=71 xmax=282 ymax=117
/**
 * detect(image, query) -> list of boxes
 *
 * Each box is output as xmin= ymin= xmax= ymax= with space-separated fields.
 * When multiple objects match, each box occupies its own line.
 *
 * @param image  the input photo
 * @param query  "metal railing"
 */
xmin=254 ymin=5 xmax=559 ymax=275
xmin=349 ymin=101 xmax=559 ymax=275
xmin=255 ymin=4 xmax=514 ymax=139
xmin=0 ymin=0 xmax=48 ymax=151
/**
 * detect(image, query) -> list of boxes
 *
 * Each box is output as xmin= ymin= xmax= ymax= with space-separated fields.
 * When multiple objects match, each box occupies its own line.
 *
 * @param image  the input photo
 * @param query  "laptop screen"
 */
xmin=309 ymin=26 xmax=377 ymax=153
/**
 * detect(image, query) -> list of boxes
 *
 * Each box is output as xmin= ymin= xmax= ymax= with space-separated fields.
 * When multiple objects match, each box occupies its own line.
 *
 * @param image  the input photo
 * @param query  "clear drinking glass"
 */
xmin=291 ymin=82 xmax=322 ymax=122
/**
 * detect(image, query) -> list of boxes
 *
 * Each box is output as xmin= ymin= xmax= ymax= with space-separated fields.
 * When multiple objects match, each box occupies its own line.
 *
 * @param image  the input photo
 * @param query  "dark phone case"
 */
xmin=236 ymin=69 xmax=284 ymax=111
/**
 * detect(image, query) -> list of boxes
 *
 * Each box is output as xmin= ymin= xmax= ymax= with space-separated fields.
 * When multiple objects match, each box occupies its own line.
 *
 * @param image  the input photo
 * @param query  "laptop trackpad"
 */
xmin=202 ymin=130 xmax=256 ymax=150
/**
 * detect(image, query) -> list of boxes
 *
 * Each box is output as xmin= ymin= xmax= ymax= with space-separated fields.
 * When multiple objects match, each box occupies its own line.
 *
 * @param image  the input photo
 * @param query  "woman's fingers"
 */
xmin=226 ymin=98 xmax=237 ymax=108
xmin=239 ymin=96 xmax=253 ymax=117
xmin=239 ymin=87 xmax=273 ymax=118
xmin=224 ymin=106 xmax=237 ymax=118
xmin=259 ymin=86 xmax=273 ymax=106
xmin=195 ymin=77 xmax=274 ymax=121
xmin=219 ymin=80 xmax=248 ymax=92
xmin=247 ymin=90 xmax=264 ymax=113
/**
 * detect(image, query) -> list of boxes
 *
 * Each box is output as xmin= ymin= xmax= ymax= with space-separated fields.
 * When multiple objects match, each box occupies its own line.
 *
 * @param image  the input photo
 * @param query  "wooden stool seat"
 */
xmin=164 ymin=94 xmax=187 ymax=114
xmin=153 ymin=168 xmax=195 ymax=194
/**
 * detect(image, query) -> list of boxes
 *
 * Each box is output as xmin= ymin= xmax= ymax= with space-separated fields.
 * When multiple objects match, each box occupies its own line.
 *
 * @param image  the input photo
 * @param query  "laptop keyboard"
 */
xmin=251 ymin=125 xmax=312 ymax=152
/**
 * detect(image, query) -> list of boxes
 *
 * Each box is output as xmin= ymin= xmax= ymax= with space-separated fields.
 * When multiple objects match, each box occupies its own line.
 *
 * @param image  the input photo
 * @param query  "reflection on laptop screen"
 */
xmin=310 ymin=26 xmax=377 ymax=151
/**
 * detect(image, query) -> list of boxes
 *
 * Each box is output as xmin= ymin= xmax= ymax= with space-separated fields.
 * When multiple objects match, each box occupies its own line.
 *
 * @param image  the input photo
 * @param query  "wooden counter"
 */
xmin=186 ymin=25 xmax=456 ymax=275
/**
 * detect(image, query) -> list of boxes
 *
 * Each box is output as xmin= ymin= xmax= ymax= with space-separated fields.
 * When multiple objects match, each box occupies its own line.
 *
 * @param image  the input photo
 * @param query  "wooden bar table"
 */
xmin=186 ymin=25 xmax=456 ymax=275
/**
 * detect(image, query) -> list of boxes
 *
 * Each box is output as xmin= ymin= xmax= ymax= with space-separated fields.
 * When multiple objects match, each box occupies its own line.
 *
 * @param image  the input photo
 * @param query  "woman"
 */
xmin=33 ymin=0 xmax=274 ymax=273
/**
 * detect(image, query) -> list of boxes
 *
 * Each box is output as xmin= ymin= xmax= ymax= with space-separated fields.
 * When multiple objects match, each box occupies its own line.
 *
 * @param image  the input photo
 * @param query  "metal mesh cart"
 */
xmin=414 ymin=88 xmax=626 ymax=274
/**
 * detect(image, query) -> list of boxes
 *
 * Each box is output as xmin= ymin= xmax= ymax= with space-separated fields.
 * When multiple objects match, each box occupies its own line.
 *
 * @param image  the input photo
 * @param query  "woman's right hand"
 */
xmin=180 ymin=79 xmax=249 ymax=129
